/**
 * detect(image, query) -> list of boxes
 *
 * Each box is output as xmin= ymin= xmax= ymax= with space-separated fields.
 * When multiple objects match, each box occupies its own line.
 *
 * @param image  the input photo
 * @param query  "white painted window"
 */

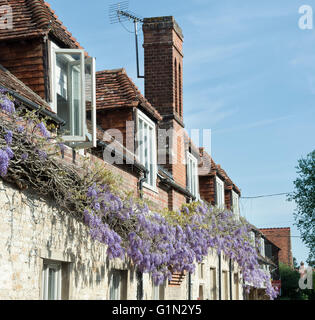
xmin=250 ymin=231 xmax=256 ymax=247
xmin=50 ymin=43 xmax=96 ymax=146
xmin=137 ymin=110 xmax=157 ymax=190
xmin=152 ymin=282 xmax=165 ymax=300
xmin=198 ymin=263 xmax=205 ymax=280
xmin=210 ymin=267 xmax=217 ymax=300
xmin=232 ymin=190 xmax=240 ymax=219
xmin=42 ymin=262 xmax=62 ymax=300
xmin=216 ymin=177 xmax=225 ymax=209
xmin=186 ymin=152 xmax=199 ymax=198
xmin=260 ymin=238 xmax=265 ymax=257
xmin=109 ymin=270 xmax=127 ymax=300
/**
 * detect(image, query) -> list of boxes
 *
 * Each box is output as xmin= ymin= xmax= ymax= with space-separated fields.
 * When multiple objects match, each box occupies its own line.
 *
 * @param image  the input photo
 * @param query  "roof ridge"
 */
xmin=96 ymin=68 xmax=126 ymax=74
xmin=0 ymin=63 xmax=51 ymax=110
xmin=26 ymin=0 xmax=52 ymax=30
xmin=260 ymin=227 xmax=291 ymax=230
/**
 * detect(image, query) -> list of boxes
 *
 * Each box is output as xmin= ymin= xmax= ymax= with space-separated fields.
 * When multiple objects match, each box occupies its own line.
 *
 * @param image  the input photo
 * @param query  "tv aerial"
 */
xmin=109 ymin=1 xmax=144 ymax=79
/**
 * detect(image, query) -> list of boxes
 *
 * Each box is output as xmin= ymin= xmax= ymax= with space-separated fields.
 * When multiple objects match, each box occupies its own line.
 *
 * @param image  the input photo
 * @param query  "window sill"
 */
xmin=143 ymin=182 xmax=159 ymax=194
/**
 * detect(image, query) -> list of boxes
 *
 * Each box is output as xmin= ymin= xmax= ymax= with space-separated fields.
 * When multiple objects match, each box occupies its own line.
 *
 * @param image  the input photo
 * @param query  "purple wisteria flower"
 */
xmin=4 ymin=146 xmax=14 ymax=159
xmin=0 ymin=149 xmax=9 ymax=177
xmin=36 ymin=149 xmax=47 ymax=161
xmin=21 ymin=153 xmax=28 ymax=161
xmin=17 ymin=125 xmax=24 ymax=133
xmin=4 ymin=130 xmax=13 ymax=145
xmin=36 ymin=122 xmax=50 ymax=138
xmin=0 ymin=95 xmax=15 ymax=114
xmin=58 ymin=143 xmax=66 ymax=152
xmin=83 ymin=183 xmax=279 ymax=299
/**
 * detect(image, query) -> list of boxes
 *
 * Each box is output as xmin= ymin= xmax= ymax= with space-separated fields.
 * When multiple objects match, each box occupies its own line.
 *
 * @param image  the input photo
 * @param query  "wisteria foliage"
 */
xmin=0 ymin=90 xmax=278 ymax=299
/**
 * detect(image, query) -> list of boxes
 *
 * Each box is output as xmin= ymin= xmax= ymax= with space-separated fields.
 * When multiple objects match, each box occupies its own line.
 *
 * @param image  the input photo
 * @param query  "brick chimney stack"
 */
xmin=142 ymin=16 xmax=184 ymax=126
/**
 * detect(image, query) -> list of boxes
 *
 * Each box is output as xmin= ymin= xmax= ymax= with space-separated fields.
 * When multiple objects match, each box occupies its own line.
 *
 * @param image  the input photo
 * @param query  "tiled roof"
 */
xmin=0 ymin=64 xmax=52 ymax=110
xmin=95 ymin=69 xmax=162 ymax=122
xmin=183 ymin=131 xmax=201 ymax=159
xmin=0 ymin=0 xmax=83 ymax=50
xmin=198 ymin=148 xmax=217 ymax=176
xmin=198 ymin=148 xmax=241 ymax=194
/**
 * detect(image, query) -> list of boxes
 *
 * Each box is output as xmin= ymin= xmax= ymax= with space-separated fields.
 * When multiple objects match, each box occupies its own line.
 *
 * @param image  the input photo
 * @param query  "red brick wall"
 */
xmin=142 ymin=16 xmax=184 ymax=122
xmin=199 ymin=176 xmax=215 ymax=205
xmin=61 ymin=146 xmax=186 ymax=214
xmin=0 ymin=38 xmax=46 ymax=99
xmin=97 ymin=108 xmax=134 ymax=152
xmin=260 ymin=228 xmax=293 ymax=267
xmin=225 ymin=188 xmax=233 ymax=210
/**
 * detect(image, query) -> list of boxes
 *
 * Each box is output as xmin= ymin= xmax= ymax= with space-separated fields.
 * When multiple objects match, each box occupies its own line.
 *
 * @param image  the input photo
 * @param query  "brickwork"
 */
xmin=0 ymin=39 xmax=46 ymax=99
xmin=260 ymin=228 xmax=293 ymax=267
xmin=143 ymin=16 xmax=184 ymax=123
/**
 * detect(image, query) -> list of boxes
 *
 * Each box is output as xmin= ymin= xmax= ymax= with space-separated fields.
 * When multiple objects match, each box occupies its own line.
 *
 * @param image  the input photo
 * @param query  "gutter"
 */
xmin=219 ymin=254 xmax=222 ymax=300
xmin=0 ymin=84 xmax=65 ymax=126
xmin=97 ymin=140 xmax=147 ymax=175
xmin=229 ymin=259 xmax=233 ymax=300
xmin=157 ymin=172 xmax=196 ymax=201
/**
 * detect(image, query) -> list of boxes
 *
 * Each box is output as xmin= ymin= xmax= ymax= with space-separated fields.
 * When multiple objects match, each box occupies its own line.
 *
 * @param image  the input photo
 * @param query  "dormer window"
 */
xmin=136 ymin=109 xmax=157 ymax=190
xmin=232 ymin=190 xmax=240 ymax=219
xmin=186 ymin=152 xmax=199 ymax=199
xmin=50 ymin=44 xmax=96 ymax=147
xmin=216 ymin=177 xmax=225 ymax=209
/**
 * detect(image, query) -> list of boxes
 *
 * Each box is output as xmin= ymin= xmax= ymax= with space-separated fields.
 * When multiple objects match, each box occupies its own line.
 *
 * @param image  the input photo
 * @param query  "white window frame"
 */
xmin=260 ymin=238 xmax=265 ymax=257
xmin=50 ymin=42 xmax=96 ymax=147
xmin=42 ymin=261 xmax=62 ymax=300
xmin=232 ymin=190 xmax=240 ymax=219
xmin=198 ymin=262 xmax=205 ymax=281
xmin=152 ymin=279 xmax=165 ymax=300
xmin=250 ymin=231 xmax=256 ymax=247
xmin=136 ymin=109 xmax=157 ymax=191
xmin=186 ymin=152 xmax=199 ymax=199
xmin=216 ymin=177 xmax=225 ymax=209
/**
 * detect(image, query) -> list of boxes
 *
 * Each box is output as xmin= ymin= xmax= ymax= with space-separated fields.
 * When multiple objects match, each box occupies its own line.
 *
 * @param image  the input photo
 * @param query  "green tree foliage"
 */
xmin=289 ymin=150 xmax=315 ymax=266
xmin=279 ymin=263 xmax=308 ymax=300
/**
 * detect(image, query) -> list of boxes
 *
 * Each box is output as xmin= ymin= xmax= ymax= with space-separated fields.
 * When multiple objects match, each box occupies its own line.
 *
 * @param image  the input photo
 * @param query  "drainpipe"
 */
xmin=139 ymin=169 xmax=148 ymax=199
xmin=188 ymin=272 xmax=192 ymax=300
xmin=229 ymin=259 xmax=233 ymax=300
xmin=219 ymin=254 xmax=222 ymax=300
xmin=136 ymin=169 xmax=148 ymax=300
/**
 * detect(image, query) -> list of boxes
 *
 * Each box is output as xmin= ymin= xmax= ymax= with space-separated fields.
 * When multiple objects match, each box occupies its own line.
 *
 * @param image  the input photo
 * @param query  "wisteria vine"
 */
xmin=0 ymin=90 xmax=278 ymax=299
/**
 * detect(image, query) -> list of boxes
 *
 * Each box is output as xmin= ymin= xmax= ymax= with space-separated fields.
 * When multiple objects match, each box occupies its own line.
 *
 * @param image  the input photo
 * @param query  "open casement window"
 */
xmin=232 ymin=190 xmax=240 ymax=220
xmin=51 ymin=47 xmax=96 ymax=147
xmin=216 ymin=177 xmax=225 ymax=209
xmin=186 ymin=152 xmax=199 ymax=199
xmin=42 ymin=262 xmax=61 ymax=300
xmin=137 ymin=110 xmax=157 ymax=190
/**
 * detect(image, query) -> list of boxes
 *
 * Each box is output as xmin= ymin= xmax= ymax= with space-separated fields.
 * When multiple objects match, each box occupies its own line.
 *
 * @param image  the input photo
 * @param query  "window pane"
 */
xmin=139 ymin=119 xmax=144 ymax=164
xmin=137 ymin=112 xmax=157 ymax=188
xmin=48 ymin=268 xmax=56 ymax=300
xmin=149 ymin=127 xmax=153 ymax=186
xmin=110 ymin=272 xmax=120 ymax=300
xmin=56 ymin=53 xmax=83 ymax=138
xmin=144 ymin=123 xmax=148 ymax=174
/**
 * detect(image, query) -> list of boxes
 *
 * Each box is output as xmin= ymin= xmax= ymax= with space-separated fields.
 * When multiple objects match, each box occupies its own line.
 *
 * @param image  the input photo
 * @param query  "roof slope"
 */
xmin=198 ymin=148 xmax=241 ymax=194
xmin=0 ymin=64 xmax=51 ymax=110
xmin=0 ymin=0 xmax=83 ymax=49
xmin=96 ymin=68 xmax=162 ymax=121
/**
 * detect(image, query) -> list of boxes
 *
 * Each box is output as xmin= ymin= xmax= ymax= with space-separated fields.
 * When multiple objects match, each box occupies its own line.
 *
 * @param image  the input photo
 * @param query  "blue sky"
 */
xmin=48 ymin=0 xmax=314 ymax=264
